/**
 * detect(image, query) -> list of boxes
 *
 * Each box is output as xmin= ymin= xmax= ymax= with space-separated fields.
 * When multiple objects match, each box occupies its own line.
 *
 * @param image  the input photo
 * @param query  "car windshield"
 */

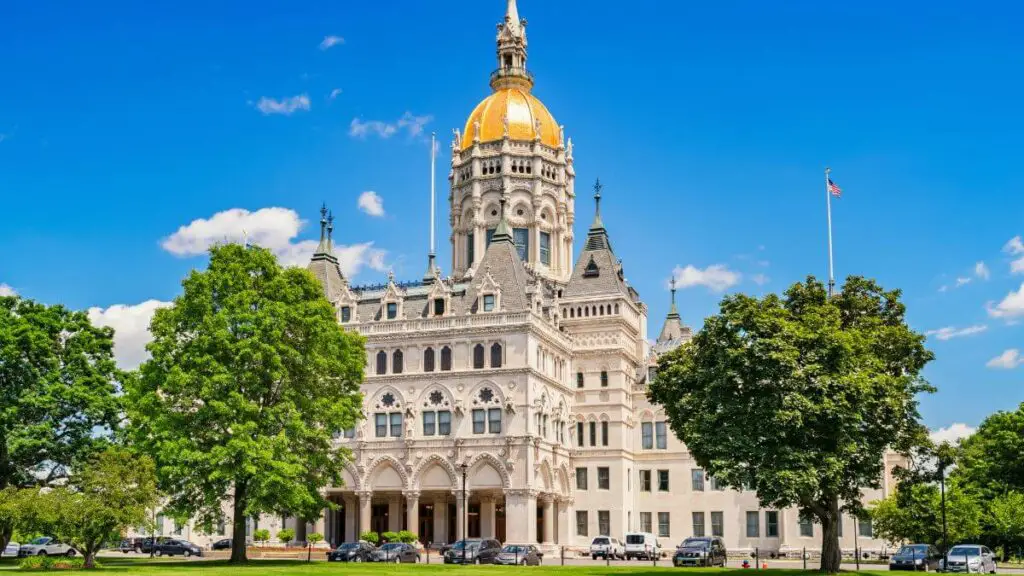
xmin=592 ymin=538 xmax=609 ymax=545
xmin=452 ymin=541 xmax=479 ymax=550
xmin=29 ymin=538 xmax=51 ymax=546
xmin=682 ymin=538 xmax=711 ymax=548
xmin=339 ymin=543 xmax=359 ymax=550
xmin=949 ymin=546 xmax=981 ymax=557
xmin=380 ymin=543 xmax=402 ymax=550
xmin=898 ymin=545 xmax=930 ymax=555
xmin=503 ymin=545 xmax=529 ymax=553
xmin=626 ymin=535 xmax=645 ymax=544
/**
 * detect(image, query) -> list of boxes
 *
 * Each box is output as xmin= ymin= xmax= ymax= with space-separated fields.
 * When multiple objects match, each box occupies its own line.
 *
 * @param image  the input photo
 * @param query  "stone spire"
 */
xmin=307 ymin=203 xmax=346 ymax=302
xmin=584 ymin=178 xmax=611 ymax=252
xmin=657 ymin=276 xmax=687 ymax=344
xmin=491 ymin=197 xmax=514 ymax=243
xmin=327 ymin=209 xmax=335 ymax=252
xmin=314 ymin=203 xmax=331 ymax=256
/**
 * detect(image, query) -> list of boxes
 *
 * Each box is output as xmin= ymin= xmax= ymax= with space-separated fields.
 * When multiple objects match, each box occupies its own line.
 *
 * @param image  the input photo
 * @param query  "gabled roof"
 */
xmin=463 ymin=199 xmax=532 ymax=312
xmin=563 ymin=181 xmax=633 ymax=300
xmin=306 ymin=206 xmax=348 ymax=303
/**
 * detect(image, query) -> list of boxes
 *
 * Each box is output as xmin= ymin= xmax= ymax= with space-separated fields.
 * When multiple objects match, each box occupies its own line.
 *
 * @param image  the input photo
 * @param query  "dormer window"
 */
xmin=483 ymin=294 xmax=495 ymax=312
xmin=434 ymin=298 xmax=446 ymax=316
xmin=386 ymin=302 xmax=398 ymax=320
xmin=340 ymin=306 xmax=351 ymax=323
xmin=584 ymin=257 xmax=600 ymax=278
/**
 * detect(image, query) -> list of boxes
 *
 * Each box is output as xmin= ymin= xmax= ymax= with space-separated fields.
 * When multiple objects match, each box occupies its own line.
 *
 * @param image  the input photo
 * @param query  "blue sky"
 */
xmin=1 ymin=0 xmax=1022 ymax=437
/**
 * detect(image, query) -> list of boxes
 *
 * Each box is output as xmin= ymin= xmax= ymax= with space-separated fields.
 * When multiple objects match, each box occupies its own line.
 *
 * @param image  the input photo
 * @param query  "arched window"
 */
xmin=600 ymin=305 xmax=605 ymax=315
xmin=570 ymin=308 xmax=575 ymax=318
xmin=376 ymin=351 xmax=387 ymax=375
xmin=584 ymin=307 xmax=589 ymax=317
xmin=473 ymin=344 xmax=485 ymax=369
xmin=423 ymin=347 xmax=435 ymax=372
xmin=614 ymin=304 xmax=620 ymax=314
xmin=490 ymin=343 xmax=503 ymax=368
xmin=441 ymin=346 xmax=452 ymax=371
xmin=392 ymin=350 xmax=404 ymax=374
xmin=601 ymin=371 xmax=609 ymax=387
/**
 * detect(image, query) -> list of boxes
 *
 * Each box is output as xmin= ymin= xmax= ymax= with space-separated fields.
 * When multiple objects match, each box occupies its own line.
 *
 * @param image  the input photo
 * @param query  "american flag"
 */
xmin=827 ymin=177 xmax=842 ymax=198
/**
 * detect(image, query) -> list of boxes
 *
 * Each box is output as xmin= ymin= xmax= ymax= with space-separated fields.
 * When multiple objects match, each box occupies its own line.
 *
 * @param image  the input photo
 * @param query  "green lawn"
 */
xmin=0 ymin=557 xmax=889 ymax=575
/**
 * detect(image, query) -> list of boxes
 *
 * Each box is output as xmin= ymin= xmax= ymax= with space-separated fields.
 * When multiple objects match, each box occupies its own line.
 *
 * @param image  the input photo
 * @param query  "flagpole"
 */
xmin=825 ymin=167 xmax=835 ymax=297
xmin=430 ymin=132 xmax=436 ymax=257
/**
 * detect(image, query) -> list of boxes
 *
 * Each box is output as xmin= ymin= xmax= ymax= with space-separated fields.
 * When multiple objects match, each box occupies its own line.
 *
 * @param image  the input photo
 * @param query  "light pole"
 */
xmin=939 ymin=456 xmax=949 ymax=558
xmin=460 ymin=463 xmax=469 ymax=564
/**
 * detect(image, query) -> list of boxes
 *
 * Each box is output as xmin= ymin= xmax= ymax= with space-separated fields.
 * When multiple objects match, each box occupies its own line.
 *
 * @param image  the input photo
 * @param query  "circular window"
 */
xmin=491 ymin=209 xmax=498 ymax=216
xmin=479 ymin=388 xmax=494 ymax=403
xmin=517 ymin=209 xmax=524 ymax=216
xmin=381 ymin=393 xmax=396 ymax=407
xmin=429 ymin=390 xmax=444 ymax=406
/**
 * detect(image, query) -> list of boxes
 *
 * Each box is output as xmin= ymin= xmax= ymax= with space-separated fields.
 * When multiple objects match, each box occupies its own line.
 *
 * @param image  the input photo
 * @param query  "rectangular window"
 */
xmin=486 ymin=228 xmax=495 ymax=247
xmin=711 ymin=511 xmax=724 ymax=537
xmin=601 ymin=421 xmax=609 ymax=446
xmin=576 ymin=468 xmax=588 ymax=490
xmin=576 ymin=511 xmax=588 ymax=536
xmin=598 ymin=467 xmax=610 ymax=490
xmin=639 ymin=470 xmax=651 ymax=492
xmin=434 ymin=298 xmax=445 ymax=316
xmin=343 ymin=427 xmax=355 ymax=439
xmin=657 ymin=470 xmax=669 ymax=492
xmin=640 ymin=512 xmax=653 ymax=533
xmin=483 ymin=294 xmax=495 ymax=312
xmin=375 ymin=413 xmax=387 ymax=438
xmin=467 ymin=233 xmax=475 ymax=265
xmin=692 ymin=512 xmax=705 ymax=537
xmin=488 ymin=408 xmax=502 ymax=433
xmin=540 ymin=231 xmax=551 ymax=266
xmin=598 ymin=511 xmax=610 ymax=537
xmin=340 ymin=306 xmax=351 ymax=323
xmin=859 ymin=517 xmax=873 ymax=538
xmin=656 ymin=421 xmax=667 ymax=449
xmin=691 ymin=469 xmax=705 ymax=491
xmin=589 ymin=422 xmax=597 ymax=446
xmin=389 ymin=413 xmax=403 ymax=437
xmin=641 ymin=422 xmax=653 ymax=449
xmin=576 ymin=372 xmax=584 ymax=388
xmin=710 ymin=476 xmax=723 ymax=491
xmin=438 ymin=411 xmax=451 ymax=436
xmin=385 ymin=302 xmax=397 ymax=320
xmin=423 ymin=411 xmax=436 ymax=436
xmin=766 ymin=511 xmax=779 ymax=537
xmin=513 ymin=228 xmax=529 ymax=261
xmin=799 ymin=518 xmax=814 ymax=537
xmin=658 ymin=512 xmax=670 ymax=538
xmin=746 ymin=511 xmax=760 ymax=537
xmin=472 ymin=409 xmax=485 ymax=434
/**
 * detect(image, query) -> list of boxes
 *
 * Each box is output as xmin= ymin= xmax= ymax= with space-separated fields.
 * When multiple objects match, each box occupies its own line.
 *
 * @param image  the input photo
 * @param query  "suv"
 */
xmin=590 ymin=536 xmax=624 ymax=560
xmin=18 ymin=537 xmax=76 ymax=557
xmin=444 ymin=539 xmax=502 ymax=564
xmin=673 ymin=536 xmax=727 ymax=567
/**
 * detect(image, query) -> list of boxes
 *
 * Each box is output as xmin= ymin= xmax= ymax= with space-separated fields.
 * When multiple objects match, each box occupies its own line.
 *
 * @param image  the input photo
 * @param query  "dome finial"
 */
xmin=314 ymin=203 xmax=331 ymax=256
xmin=593 ymin=178 xmax=603 ymax=216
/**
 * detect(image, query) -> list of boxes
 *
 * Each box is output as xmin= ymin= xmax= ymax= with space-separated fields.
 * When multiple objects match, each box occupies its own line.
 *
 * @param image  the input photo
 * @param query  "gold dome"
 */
xmin=462 ymin=88 xmax=560 ymax=150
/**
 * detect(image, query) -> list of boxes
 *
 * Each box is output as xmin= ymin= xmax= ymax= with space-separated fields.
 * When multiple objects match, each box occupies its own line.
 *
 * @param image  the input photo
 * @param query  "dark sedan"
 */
xmin=211 ymin=539 xmax=232 ymax=551
xmin=673 ymin=537 xmax=726 ymax=567
xmin=328 ymin=542 xmax=375 ymax=562
xmin=890 ymin=544 xmax=941 ymax=571
xmin=493 ymin=544 xmax=543 ymax=566
xmin=153 ymin=539 xmax=203 ymax=558
xmin=372 ymin=542 xmax=420 ymax=563
xmin=444 ymin=539 xmax=503 ymax=564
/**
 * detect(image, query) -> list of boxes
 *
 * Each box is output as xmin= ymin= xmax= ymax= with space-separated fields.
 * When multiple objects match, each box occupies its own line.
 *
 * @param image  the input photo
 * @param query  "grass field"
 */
xmin=0 ymin=557 xmax=888 ymax=575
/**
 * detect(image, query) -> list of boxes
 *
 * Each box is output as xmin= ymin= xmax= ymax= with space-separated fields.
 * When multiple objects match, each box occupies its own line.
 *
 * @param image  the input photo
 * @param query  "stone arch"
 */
xmin=413 ymin=454 xmax=458 ymax=490
xmin=555 ymin=464 xmax=571 ymax=497
xmin=639 ymin=409 xmax=655 ymax=421
xmin=365 ymin=455 xmax=409 ymax=491
xmin=599 ymin=413 xmax=610 ymax=422
xmin=466 ymin=452 xmax=510 ymax=489
xmin=418 ymin=384 xmax=455 ymax=410
xmin=370 ymin=386 xmax=406 ymax=411
xmin=340 ymin=461 xmax=361 ymax=491
xmin=536 ymin=458 xmax=554 ymax=491
xmin=468 ymin=380 xmax=504 ymax=408
xmin=586 ymin=414 xmax=597 ymax=422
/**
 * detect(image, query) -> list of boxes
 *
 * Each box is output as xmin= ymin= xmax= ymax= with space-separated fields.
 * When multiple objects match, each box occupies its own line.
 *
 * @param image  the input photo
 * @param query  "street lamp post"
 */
xmin=460 ymin=463 xmax=468 ymax=564
xmin=939 ymin=457 xmax=949 ymax=558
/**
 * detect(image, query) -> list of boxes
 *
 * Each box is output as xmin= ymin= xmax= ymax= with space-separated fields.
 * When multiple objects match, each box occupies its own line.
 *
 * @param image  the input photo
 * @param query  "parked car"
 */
xmin=327 ymin=541 xmax=376 ymax=562
xmin=941 ymin=545 xmax=997 ymax=574
xmin=494 ymin=544 xmax=543 ymax=566
xmin=624 ymin=532 xmax=661 ymax=560
xmin=372 ymin=542 xmax=419 ymax=563
xmin=18 ymin=537 xmax=76 ymax=557
xmin=890 ymin=544 xmax=942 ymax=571
xmin=444 ymin=538 xmax=503 ymax=564
xmin=590 ymin=536 xmax=624 ymax=560
xmin=153 ymin=539 xmax=203 ymax=558
xmin=211 ymin=538 xmax=232 ymax=551
xmin=672 ymin=537 xmax=726 ymax=567
xmin=3 ymin=542 xmax=19 ymax=558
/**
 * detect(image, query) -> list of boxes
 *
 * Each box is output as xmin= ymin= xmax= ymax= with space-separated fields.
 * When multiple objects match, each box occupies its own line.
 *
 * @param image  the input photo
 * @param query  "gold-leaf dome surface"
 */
xmin=462 ymin=88 xmax=560 ymax=150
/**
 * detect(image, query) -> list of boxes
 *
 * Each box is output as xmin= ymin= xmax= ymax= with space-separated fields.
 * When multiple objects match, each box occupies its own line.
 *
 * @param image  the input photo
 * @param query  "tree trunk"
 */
xmin=818 ymin=499 xmax=842 ymax=574
xmin=0 ymin=524 xmax=12 ymax=562
xmin=230 ymin=482 xmax=249 ymax=564
xmin=84 ymin=549 xmax=97 ymax=569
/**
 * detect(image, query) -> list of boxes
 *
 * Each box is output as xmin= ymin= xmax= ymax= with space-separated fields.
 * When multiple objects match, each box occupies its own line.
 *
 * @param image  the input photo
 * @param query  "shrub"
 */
xmin=396 ymin=530 xmax=418 ymax=544
xmin=380 ymin=531 xmax=399 ymax=544
xmin=276 ymin=528 xmax=295 ymax=543
xmin=18 ymin=555 xmax=94 ymax=571
xmin=253 ymin=528 xmax=270 ymax=543
xmin=360 ymin=531 xmax=379 ymax=545
xmin=308 ymin=532 xmax=324 ymax=545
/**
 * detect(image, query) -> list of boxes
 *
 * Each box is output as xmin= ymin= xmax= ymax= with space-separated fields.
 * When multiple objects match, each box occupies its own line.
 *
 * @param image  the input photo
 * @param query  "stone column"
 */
xmin=556 ymin=497 xmax=572 ymax=545
xmin=481 ymin=496 xmax=496 ymax=539
xmin=388 ymin=494 xmax=403 ymax=532
xmin=541 ymin=495 xmax=554 ymax=544
xmin=454 ymin=489 xmax=470 ymax=543
xmin=404 ymin=491 xmax=420 ymax=542
xmin=313 ymin=513 xmax=326 ymax=541
xmin=503 ymin=489 xmax=537 ymax=544
xmin=434 ymin=496 xmax=449 ymax=546
xmin=358 ymin=491 xmax=372 ymax=537
xmin=344 ymin=496 xmax=357 ymax=542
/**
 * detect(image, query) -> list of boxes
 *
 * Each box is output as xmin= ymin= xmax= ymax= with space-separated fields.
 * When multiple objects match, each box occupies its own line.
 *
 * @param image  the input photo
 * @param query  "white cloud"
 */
xmin=925 ymin=325 xmax=988 ymax=341
xmin=975 ymin=261 xmax=990 ymax=281
xmin=671 ymin=264 xmax=741 ymax=293
xmin=1004 ymin=236 xmax=1024 ymax=274
xmin=751 ymin=273 xmax=770 ymax=286
xmin=88 ymin=300 xmax=172 ymax=369
xmin=162 ymin=207 xmax=388 ymax=278
xmin=255 ymin=94 xmax=311 ymax=116
xmin=329 ymin=88 xmax=342 ymax=100
xmin=358 ymin=191 xmax=385 ymax=217
xmin=930 ymin=423 xmax=977 ymax=445
xmin=349 ymin=112 xmax=433 ymax=140
xmin=986 ymin=349 xmax=1024 ymax=369
xmin=955 ymin=276 xmax=972 ymax=287
xmin=0 ymin=283 xmax=16 ymax=296
xmin=986 ymin=282 xmax=1024 ymax=319
xmin=938 ymin=285 xmax=949 ymax=293
xmin=319 ymin=35 xmax=344 ymax=50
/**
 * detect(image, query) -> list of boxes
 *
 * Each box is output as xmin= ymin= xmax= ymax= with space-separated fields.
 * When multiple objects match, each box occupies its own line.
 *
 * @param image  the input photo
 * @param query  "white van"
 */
xmin=624 ymin=532 xmax=660 ymax=560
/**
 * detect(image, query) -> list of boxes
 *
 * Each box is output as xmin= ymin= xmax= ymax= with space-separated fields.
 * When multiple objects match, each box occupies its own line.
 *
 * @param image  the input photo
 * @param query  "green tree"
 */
xmin=276 ymin=528 xmax=295 ymax=544
xmin=253 ymin=528 xmax=270 ymax=543
xmin=649 ymin=276 xmax=934 ymax=573
xmin=124 ymin=245 xmax=364 ymax=563
xmin=956 ymin=404 xmax=1024 ymax=500
xmin=396 ymin=530 xmax=418 ymax=544
xmin=870 ymin=478 xmax=981 ymax=548
xmin=989 ymin=492 xmax=1024 ymax=559
xmin=360 ymin=531 xmax=379 ymax=545
xmin=0 ymin=295 xmax=123 ymax=552
xmin=308 ymin=532 xmax=324 ymax=546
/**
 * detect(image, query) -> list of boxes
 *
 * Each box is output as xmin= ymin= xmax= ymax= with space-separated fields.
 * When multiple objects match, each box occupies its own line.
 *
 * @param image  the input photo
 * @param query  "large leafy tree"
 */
xmin=0 ymin=295 xmax=122 ymax=552
xmin=124 ymin=245 xmax=364 ymax=563
xmin=649 ymin=276 xmax=934 ymax=573
xmin=870 ymin=478 xmax=981 ymax=548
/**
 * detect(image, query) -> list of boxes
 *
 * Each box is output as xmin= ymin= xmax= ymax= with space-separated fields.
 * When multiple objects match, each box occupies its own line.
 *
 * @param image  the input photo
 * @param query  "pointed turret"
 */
xmin=307 ymin=203 xmax=348 ymax=303
xmin=564 ymin=179 xmax=630 ymax=299
xmin=464 ymin=197 xmax=531 ymax=311
xmin=657 ymin=277 xmax=686 ymax=344
xmin=492 ymin=0 xmax=532 ymax=91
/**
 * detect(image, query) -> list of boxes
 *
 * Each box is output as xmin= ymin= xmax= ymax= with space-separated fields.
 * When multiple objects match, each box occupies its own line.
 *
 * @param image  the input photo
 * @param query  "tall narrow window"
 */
xmin=482 ymin=294 xmax=495 ymax=312
xmin=658 ymin=512 xmax=670 ymax=538
xmin=711 ymin=511 xmax=724 ymax=537
xmin=589 ymin=422 xmax=597 ymax=446
xmin=598 ymin=511 xmax=610 ymax=537
xmin=423 ymin=412 xmax=436 ymax=436
xmin=434 ymin=298 xmax=445 ymax=316
xmin=692 ymin=512 xmax=706 ymax=537
xmin=513 ymin=228 xmax=529 ymax=261
xmin=576 ymin=468 xmax=588 ymax=490
xmin=576 ymin=422 xmax=584 ymax=447
xmin=386 ymin=302 xmax=397 ymax=320
xmin=467 ymin=232 xmax=475 ymax=265
xmin=423 ymin=348 xmax=435 ymax=372
xmin=799 ymin=518 xmax=814 ymax=537
xmin=389 ymin=413 xmax=403 ymax=437
xmin=440 ymin=346 xmax=452 ymax=371
xmin=601 ymin=421 xmax=609 ymax=446
xmin=438 ymin=411 xmax=452 ymax=436
xmin=340 ymin=306 xmax=351 ymax=323
xmin=540 ymin=231 xmax=551 ymax=266
xmin=691 ymin=469 xmax=705 ymax=491
xmin=746 ymin=511 xmax=760 ymax=537
xmin=472 ymin=409 xmax=486 ymax=434
xmin=658 ymin=470 xmax=670 ymax=492
xmin=576 ymin=511 xmax=588 ymax=536
xmin=576 ymin=372 xmax=584 ymax=388
xmin=490 ymin=343 xmax=502 ymax=368
xmin=639 ymin=470 xmax=651 ymax=492
xmin=375 ymin=351 xmax=387 ymax=375
xmin=640 ymin=512 xmax=652 ymax=533
xmin=600 ymin=371 xmax=609 ymax=387
xmin=375 ymin=413 xmax=387 ymax=437
xmin=597 ymin=467 xmax=610 ymax=490
xmin=473 ymin=344 xmax=485 ymax=369
xmin=710 ymin=476 xmax=724 ymax=491
xmin=859 ymin=517 xmax=873 ymax=538
xmin=392 ymin=350 xmax=403 ymax=374
xmin=488 ymin=408 xmax=502 ymax=433
xmin=641 ymin=422 xmax=653 ymax=449
xmin=766 ymin=511 xmax=779 ymax=537
xmin=655 ymin=421 xmax=667 ymax=449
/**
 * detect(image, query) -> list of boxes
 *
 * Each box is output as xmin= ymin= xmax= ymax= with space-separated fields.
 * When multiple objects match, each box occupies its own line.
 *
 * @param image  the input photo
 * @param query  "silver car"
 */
xmin=3 ymin=542 xmax=19 ymax=558
xmin=941 ymin=545 xmax=997 ymax=574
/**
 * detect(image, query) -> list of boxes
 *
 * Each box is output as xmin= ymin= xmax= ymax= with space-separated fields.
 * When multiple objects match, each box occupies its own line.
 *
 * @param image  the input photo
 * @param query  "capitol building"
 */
xmin=160 ymin=0 xmax=900 ymax=556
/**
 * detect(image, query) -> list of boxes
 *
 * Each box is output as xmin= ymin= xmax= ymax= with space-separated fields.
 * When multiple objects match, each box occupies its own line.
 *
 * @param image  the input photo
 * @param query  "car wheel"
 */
xmin=155 ymin=550 xmax=162 ymax=557
xmin=66 ymin=549 xmax=76 ymax=557
xmin=184 ymin=550 xmax=191 ymax=558
xmin=355 ymin=556 xmax=362 ymax=563
xmin=475 ymin=558 xmax=481 ymax=565
xmin=135 ymin=546 xmax=143 ymax=554
xmin=38 ymin=551 xmax=47 ymax=557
